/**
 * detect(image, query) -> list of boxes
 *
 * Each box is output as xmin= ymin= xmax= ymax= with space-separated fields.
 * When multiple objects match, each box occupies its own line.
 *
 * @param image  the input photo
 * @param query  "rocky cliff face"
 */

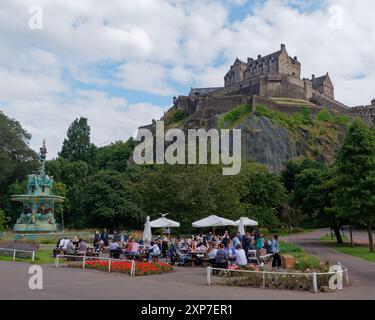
xmin=162 ymin=100 xmax=348 ymax=172
xmin=237 ymin=115 xmax=297 ymax=172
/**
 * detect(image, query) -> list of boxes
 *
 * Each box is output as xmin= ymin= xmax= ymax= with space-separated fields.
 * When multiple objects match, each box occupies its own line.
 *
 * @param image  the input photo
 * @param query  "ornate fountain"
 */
xmin=12 ymin=140 xmax=65 ymax=233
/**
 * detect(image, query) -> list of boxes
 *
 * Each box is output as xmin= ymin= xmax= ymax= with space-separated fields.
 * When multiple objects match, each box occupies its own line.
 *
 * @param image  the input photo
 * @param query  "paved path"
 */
xmin=0 ymin=229 xmax=374 ymax=300
xmin=285 ymin=228 xmax=375 ymax=299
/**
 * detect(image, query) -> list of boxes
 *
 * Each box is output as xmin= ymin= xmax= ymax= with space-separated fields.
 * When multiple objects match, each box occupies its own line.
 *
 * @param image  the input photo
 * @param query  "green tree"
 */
xmin=331 ymin=119 xmax=375 ymax=251
xmin=97 ymin=138 xmax=135 ymax=172
xmin=0 ymin=111 xmax=38 ymax=199
xmin=52 ymin=181 xmax=68 ymax=225
xmin=291 ymin=166 xmax=344 ymax=242
xmin=59 ymin=117 xmax=97 ymax=168
xmin=0 ymin=209 xmax=10 ymax=231
xmin=238 ymin=163 xmax=286 ymax=228
xmin=46 ymin=158 xmax=90 ymax=227
xmin=80 ymin=170 xmax=145 ymax=230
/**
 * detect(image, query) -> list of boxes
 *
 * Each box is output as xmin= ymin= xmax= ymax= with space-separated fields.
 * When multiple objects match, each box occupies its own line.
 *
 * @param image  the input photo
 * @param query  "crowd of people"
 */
xmin=167 ymin=230 xmax=281 ymax=269
xmin=54 ymin=229 xmax=281 ymax=268
xmin=55 ymin=236 xmax=88 ymax=256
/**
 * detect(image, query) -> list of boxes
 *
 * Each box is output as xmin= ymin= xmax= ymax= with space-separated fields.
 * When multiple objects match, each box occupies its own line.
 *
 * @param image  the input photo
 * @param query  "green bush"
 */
xmin=317 ymin=109 xmax=333 ymax=122
xmin=279 ymin=241 xmax=303 ymax=253
xmin=294 ymin=255 xmax=321 ymax=271
xmin=334 ymin=115 xmax=350 ymax=125
xmin=217 ymin=103 xmax=251 ymax=128
xmin=300 ymin=107 xmax=313 ymax=125
xmin=174 ymin=110 xmax=186 ymax=122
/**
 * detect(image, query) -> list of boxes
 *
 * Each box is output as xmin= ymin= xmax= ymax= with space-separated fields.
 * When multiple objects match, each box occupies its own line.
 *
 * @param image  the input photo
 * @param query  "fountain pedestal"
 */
xmin=12 ymin=140 xmax=65 ymax=236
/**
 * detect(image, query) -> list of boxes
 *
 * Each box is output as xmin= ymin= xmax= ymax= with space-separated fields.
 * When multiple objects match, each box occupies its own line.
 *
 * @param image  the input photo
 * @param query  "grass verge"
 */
xmin=320 ymin=237 xmax=375 ymax=263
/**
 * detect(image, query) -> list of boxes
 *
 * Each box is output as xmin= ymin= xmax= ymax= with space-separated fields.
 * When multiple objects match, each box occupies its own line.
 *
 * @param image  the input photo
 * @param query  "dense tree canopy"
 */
xmin=2 ymin=109 xmax=374 ymax=240
xmin=0 ymin=112 xmax=38 ymax=223
xmin=59 ymin=117 xmax=97 ymax=168
xmin=331 ymin=119 xmax=375 ymax=251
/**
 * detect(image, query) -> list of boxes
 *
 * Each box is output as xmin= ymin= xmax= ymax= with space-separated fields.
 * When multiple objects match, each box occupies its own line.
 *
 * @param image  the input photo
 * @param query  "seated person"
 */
xmin=130 ymin=241 xmax=141 ymax=259
xmin=109 ymin=240 xmax=122 ymax=259
xmin=66 ymin=240 xmax=77 ymax=255
xmin=124 ymin=236 xmax=133 ymax=255
xmin=207 ymin=243 xmax=218 ymax=266
xmin=148 ymin=241 xmax=161 ymax=262
xmin=215 ymin=242 xmax=229 ymax=269
xmin=225 ymin=241 xmax=236 ymax=260
xmin=168 ymin=239 xmax=180 ymax=265
xmin=77 ymin=238 xmax=87 ymax=255
xmin=56 ymin=238 xmax=64 ymax=249
xmin=234 ymin=243 xmax=248 ymax=267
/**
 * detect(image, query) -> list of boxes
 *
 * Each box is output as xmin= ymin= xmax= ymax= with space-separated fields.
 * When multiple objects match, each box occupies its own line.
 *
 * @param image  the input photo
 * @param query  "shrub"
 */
xmin=334 ymin=114 xmax=350 ymax=125
xmin=294 ymin=255 xmax=321 ymax=271
xmin=317 ymin=109 xmax=333 ymax=122
xmin=217 ymin=103 xmax=251 ymax=128
xmin=174 ymin=110 xmax=186 ymax=122
xmin=279 ymin=241 xmax=303 ymax=253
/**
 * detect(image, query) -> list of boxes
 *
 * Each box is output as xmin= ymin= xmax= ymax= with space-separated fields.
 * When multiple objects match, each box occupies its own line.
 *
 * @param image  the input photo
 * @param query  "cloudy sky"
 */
xmin=0 ymin=0 xmax=374 ymax=157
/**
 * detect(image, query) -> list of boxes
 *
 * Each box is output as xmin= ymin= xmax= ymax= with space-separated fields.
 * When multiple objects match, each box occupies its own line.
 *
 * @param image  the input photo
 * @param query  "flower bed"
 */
xmin=68 ymin=260 xmax=173 ymax=276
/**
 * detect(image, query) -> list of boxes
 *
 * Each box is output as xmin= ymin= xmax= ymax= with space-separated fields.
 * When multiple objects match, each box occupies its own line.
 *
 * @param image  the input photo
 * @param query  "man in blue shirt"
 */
xmin=271 ymin=235 xmax=281 ymax=268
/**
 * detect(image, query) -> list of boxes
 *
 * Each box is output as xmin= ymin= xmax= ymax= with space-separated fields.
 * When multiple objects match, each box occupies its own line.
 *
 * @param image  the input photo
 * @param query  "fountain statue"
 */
xmin=12 ymin=140 xmax=65 ymax=233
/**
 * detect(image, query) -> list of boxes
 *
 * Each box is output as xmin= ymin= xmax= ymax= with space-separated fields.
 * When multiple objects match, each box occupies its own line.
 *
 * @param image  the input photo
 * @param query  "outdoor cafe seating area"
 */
xmin=54 ymin=214 xmax=279 ymax=269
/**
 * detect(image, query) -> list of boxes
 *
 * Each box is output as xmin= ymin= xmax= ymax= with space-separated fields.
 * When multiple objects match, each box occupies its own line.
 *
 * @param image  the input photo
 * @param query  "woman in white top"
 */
xmin=235 ymin=243 xmax=248 ymax=266
xmin=148 ymin=241 xmax=161 ymax=261
xmin=207 ymin=243 xmax=218 ymax=265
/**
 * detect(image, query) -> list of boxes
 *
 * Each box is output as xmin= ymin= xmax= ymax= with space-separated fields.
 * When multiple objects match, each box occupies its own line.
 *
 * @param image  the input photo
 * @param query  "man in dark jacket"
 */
xmin=241 ymin=232 xmax=250 ymax=262
xmin=168 ymin=239 xmax=180 ymax=265
xmin=100 ymin=228 xmax=109 ymax=246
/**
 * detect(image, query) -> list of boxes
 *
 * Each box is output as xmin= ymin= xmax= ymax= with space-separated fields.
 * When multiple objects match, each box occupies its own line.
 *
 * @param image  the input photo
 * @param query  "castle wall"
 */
xmin=278 ymin=50 xmax=301 ymax=78
xmin=252 ymin=95 xmax=325 ymax=116
xmin=175 ymin=96 xmax=197 ymax=114
xmin=262 ymin=75 xmax=307 ymax=100
xmin=311 ymin=91 xmax=349 ymax=114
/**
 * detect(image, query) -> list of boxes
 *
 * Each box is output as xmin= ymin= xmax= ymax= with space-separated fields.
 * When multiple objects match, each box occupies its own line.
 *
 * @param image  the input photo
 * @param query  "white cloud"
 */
xmin=1 ymin=0 xmax=375 ymax=158
xmin=1 ymin=90 xmax=164 ymax=157
xmin=116 ymin=61 xmax=176 ymax=96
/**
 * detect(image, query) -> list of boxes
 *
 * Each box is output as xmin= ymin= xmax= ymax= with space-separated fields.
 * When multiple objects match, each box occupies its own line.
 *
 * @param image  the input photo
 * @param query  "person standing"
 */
xmin=241 ymin=232 xmax=250 ymax=261
xmin=100 ymin=228 xmax=109 ymax=246
xmin=93 ymin=231 xmax=101 ymax=251
xmin=271 ymin=234 xmax=281 ymax=269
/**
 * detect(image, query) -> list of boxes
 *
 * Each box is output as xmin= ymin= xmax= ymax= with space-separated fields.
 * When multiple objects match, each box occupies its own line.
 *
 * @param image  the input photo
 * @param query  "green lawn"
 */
xmin=320 ymin=237 xmax=375 ymax=263
xmin=320 ymin=234 xmax=349 ymax=242
xmin=0 ymin=250 xmax=55 ymax=264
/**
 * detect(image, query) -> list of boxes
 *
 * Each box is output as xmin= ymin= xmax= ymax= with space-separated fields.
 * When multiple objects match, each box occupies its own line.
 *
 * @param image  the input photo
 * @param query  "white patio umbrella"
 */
xmin=234 ymin=217 xmax=258 ymax=227
xmin=192 ymin=215 xmax=235 ymax=235
xmin=142 ymin=216 xmax=152 ymax=243
xmin=150 ymin=213 xmax=180 ymax=228
xmin=238 ymin=217 xmax=245 ymax=236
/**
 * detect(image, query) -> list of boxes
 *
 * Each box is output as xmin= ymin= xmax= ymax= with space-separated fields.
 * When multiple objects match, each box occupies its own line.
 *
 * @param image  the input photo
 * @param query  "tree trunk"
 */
xmin=349 ymin=225 xmax=353 ymax=247
xmin=368 ymin=223 xmax=374 ymax=252
xmin=333 ymin=226 xmax=343 ymax=244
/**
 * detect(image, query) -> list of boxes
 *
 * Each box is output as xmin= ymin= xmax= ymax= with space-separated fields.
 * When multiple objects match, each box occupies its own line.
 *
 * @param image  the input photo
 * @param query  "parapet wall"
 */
xmin=311 ymin=92 xmax=349 ymax=114
xmin=252 ymin=95 xmax=325 ymax=115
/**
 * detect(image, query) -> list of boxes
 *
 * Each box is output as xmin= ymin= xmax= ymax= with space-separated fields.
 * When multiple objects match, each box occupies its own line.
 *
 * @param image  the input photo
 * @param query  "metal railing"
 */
xmin=206 ymin=263 xmax=349 ymax=293
xmin=55 ymin=254 xmax=136 ymax=277
xmin=0 ymin=247 xmax=36 ymax=261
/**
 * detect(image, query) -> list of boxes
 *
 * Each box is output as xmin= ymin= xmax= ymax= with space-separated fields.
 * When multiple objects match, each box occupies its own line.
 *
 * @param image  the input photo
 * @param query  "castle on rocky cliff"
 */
xmin=170 ymin=44 xmax=374 ymax=121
